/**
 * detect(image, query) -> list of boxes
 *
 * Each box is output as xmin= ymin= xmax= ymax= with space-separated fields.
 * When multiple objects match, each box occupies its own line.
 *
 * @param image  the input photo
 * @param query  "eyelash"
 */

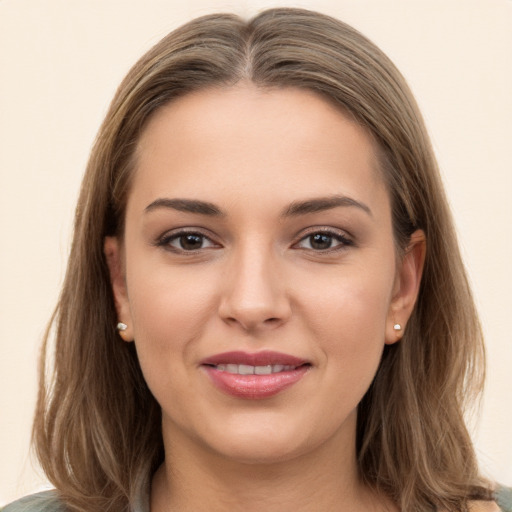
xmin=156 ymin=228 xmax=354 ymax=254
xmin=293 ymin=228 xmax=354 ymax=253
xmin=156 ymin=229 xmax=219 ymax=253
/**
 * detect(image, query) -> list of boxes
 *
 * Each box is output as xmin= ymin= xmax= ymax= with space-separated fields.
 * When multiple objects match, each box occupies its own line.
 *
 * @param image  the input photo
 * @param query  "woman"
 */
xmin=4 ymin=7 xmax=510 ymax=512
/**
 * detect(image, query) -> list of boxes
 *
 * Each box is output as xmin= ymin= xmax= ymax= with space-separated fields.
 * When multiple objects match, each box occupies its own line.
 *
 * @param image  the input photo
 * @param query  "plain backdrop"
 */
xmin=1 ymin=0 xmax=511 ymax=505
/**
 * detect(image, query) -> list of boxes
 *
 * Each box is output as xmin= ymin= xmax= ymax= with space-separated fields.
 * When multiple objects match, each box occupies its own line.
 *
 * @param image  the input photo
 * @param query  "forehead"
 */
xmin=129 ymin=84 xmax=387 ymax=216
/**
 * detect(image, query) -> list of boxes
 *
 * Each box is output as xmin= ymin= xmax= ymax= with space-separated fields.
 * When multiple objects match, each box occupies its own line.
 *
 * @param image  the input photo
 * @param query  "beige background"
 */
xmin=1 ymin=0 xmax=511 ymax=505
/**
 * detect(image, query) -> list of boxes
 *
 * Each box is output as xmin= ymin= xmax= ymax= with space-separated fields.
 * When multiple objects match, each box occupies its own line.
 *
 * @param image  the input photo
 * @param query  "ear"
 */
xmin=386 ymin=230 xmax=426 ymax=344
xmin=104 ymin=236 xmax=134 ymax=342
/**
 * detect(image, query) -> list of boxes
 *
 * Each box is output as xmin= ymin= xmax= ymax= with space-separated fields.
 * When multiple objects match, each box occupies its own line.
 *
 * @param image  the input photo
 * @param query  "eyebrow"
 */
xmin=282 ymin=195 xmax=372 ymax=217
xmin=144 ymin=194 xmax=372 ymax=218
xmin=144 ymin=198 xmax=224 ymax=216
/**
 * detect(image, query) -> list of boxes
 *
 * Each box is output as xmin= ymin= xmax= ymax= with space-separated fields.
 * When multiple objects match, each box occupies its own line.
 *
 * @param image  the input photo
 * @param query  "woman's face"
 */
xmin=106 ymin=84 xmax=423 ymax=466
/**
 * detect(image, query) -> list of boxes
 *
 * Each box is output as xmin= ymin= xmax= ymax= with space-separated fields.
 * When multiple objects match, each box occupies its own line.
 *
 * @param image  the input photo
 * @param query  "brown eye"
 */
xmin=295 ymin=230 xmax=353 ymax=251
xmin=160 ymin=232 xmax=218 ymax=252
xmin=178 ymin=234 xmax=205 ymax=250
xmin=309 ymin=233 xmax=334 ymax=250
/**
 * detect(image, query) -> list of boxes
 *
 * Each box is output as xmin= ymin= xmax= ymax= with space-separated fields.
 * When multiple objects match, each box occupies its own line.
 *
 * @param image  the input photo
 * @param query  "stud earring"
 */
xmin=117 ymin=322 xmax=128 ymax=331
xmin=393 ymin=323 xmax=402 ymax=332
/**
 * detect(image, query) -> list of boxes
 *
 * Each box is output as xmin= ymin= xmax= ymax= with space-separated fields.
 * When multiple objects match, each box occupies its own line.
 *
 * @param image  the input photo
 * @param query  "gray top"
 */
xmin=3 ymin=486 xmax=512 ymax=511
xmin=2 ymin=492 xmax=67 ymax=512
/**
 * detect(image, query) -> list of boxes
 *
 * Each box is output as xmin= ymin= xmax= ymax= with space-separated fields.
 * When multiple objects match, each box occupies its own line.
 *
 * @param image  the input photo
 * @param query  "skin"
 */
xmin=105 ymin=84 xmax=426 ymax=511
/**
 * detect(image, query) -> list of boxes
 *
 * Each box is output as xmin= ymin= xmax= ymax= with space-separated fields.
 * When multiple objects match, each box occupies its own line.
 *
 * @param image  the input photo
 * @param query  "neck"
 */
xmin=151 ymin=413 xmax=394 ymax=512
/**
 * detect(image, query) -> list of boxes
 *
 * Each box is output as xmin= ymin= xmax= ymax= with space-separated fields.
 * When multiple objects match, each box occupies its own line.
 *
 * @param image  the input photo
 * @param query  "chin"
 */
xmin=200 ymin=414 xmax=342 ymax=466
xmin=212 ymin=437 xmax=308 ymax=466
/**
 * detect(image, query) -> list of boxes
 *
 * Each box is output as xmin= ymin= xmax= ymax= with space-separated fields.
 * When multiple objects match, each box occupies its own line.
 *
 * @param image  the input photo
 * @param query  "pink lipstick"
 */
xmin=201 ymin=351 xmax=311 ymax=399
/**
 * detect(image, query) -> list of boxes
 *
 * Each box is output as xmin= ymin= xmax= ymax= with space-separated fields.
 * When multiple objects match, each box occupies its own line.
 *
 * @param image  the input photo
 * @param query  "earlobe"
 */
xmin=386 ymin=230 xmax=426 ymax=344
xmin=104 ymin=236 xmax=134 ymax=342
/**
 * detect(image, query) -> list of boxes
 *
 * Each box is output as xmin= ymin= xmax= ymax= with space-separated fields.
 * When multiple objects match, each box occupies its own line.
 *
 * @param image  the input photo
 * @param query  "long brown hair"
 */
xmin=33 ymin=8 xmax=490 ymax=511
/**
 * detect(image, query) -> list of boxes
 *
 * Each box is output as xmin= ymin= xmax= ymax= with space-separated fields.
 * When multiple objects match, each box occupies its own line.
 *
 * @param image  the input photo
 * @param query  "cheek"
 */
xmin=298 ymin=260 xmax=395 ymax=387
xmin=300 ymin=260 xmax=394 ymax=340
xmin=127 ymin=252 xmax=217 ymax=333
xmin=125 ymin=259 xmax=220 ymax=382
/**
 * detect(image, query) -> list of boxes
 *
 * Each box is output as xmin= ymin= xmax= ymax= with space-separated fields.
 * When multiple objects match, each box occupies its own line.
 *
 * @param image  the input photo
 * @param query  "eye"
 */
xmin=295 ymin=231 xmax=352 ymax=251
xmin=159 ymin=231 xmax=218 ymax=252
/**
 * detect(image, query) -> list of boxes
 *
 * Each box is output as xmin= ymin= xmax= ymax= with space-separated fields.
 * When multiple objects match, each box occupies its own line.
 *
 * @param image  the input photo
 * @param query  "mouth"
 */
xmin=211 ymin=363 xmax=301 ymax=375
xmin=201 ymin=351 xmax=311 ymax=399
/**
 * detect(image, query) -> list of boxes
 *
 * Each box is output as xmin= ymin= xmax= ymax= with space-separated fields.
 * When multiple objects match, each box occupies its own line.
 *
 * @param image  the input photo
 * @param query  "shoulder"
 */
xmin=2 ymin=491 xmax=66 ymax=512
xmin=495 ymin=485 xmax=512 ymax=512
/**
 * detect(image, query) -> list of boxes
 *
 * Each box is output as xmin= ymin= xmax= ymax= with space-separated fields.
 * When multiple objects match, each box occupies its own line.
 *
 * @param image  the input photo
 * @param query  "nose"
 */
xmin=218 ymin=245 xmax=292 ymax=332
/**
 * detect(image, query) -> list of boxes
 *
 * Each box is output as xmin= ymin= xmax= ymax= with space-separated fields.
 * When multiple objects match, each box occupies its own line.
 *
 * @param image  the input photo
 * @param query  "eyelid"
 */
xmin=154 ymin=225 xmax=353 ymax=253
xmin=292 ymin=226 xmax=354 ymax=251
xmin=155 ymin=227 xmax=221 ymax=252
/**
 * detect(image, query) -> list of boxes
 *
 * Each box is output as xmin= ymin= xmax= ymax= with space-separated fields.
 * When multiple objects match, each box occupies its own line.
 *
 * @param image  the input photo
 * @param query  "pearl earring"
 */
xmin=117 ymin=322 xmax=128 ymax=331
xmin=393 ymin=323 xmax=402 ymax=332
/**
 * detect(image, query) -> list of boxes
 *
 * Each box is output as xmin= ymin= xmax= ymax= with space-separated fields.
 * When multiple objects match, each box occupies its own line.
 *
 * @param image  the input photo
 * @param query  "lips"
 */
xmin=214 ymin=363 xmax=297 ymax=375
xmin=201 ymin=351 xmax=311 ymax=399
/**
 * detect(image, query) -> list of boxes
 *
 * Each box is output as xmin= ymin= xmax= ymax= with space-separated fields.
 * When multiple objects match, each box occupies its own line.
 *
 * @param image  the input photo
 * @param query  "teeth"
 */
xmin=215 ymin=364 xmax=296 ymax=375
xmin=254 ymin=365 xmax=272 ymax=375
xmin=238 ymin=364 xmax=254 ymax=375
